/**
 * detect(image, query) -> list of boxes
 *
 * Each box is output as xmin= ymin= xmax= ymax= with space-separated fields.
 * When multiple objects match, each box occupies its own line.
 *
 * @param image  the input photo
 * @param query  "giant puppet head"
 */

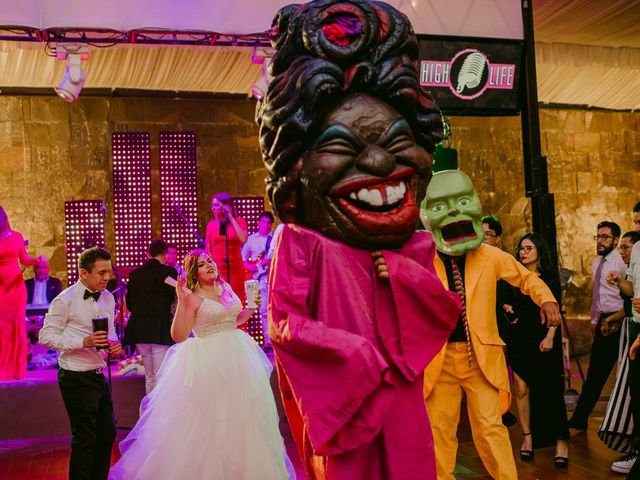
xmin=424 ymin=170 xmax=484 ymax=256
xmin=255 ymin=0 xmax=443 ymax=250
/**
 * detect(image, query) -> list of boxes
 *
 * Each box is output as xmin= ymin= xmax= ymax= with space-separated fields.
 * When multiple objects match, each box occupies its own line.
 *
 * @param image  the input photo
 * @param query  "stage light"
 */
xmin=112 ymin=132 xmax=152 ymax=268
xmin=159 ymin=132 xmax=199 ymax=261
xmin=234 ymin=196 xmax=267 ymax=345
xmin=251 ymin=54 xmax=273 ymax=101
xmin=55 ymin=44 xmax=89 ymax=102
xmin=64 ymin=200 xmax=106 ymax=284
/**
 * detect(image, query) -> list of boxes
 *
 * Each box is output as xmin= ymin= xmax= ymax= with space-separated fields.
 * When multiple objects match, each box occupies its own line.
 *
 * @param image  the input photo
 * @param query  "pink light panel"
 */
xmin=159 ymin=132 xmax=199 ymax=265
xmin=233 ymin=196 xmax=265 ymax=236
xmin=112 ymin=132 xmax=152 ymax=268
xmin=64 ymin=200 xmax=106 ymax=285
xmin=233 ymin=196 xmax=266 ymax=344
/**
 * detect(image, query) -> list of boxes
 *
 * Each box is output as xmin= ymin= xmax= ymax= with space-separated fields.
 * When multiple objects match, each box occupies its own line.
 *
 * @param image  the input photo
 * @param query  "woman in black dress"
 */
xmin=500 ymin=232 xmax=569 ymax=467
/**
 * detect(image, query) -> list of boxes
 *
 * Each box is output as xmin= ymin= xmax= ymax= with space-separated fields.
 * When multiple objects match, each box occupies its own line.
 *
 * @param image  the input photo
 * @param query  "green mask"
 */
xmin=424 ymin=170 xmax=484 ymax=256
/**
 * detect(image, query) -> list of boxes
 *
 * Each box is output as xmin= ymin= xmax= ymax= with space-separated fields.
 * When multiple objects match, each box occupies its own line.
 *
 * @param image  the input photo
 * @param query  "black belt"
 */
xmin=60 ymin=366 xmax=104 ymax=375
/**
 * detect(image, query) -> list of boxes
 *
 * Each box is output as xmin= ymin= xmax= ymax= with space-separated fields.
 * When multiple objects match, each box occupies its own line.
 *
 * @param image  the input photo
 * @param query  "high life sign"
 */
xmin=418 ymin=37 xmax=523 ymax=116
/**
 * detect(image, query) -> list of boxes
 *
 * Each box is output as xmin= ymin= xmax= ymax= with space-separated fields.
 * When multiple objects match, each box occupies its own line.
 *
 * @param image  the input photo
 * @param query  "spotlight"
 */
xmin=55 ymin=44 xmax=89 ymax=102
xmin=250 ymin=47 xmax=275 ymax=100
xmin=250 ymin=63 xmax=273 ymax=101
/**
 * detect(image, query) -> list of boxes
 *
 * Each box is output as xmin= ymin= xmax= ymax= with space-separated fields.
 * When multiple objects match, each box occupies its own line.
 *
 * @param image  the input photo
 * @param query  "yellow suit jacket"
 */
xmin=424 ymin=244 xmax=558 ymax=404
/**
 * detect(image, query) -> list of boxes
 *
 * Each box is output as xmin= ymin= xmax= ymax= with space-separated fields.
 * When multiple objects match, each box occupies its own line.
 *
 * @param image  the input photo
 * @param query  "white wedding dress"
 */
xmin=110 ymin=294 xmax=295 ymax=480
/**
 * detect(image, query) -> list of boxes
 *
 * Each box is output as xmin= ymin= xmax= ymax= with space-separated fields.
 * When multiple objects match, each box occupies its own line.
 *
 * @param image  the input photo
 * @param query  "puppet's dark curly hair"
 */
xmin=256 ymin=0 xmax=443 ymax=222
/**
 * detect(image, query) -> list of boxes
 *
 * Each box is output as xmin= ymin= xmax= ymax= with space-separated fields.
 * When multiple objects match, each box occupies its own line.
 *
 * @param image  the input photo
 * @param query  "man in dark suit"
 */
xmin=26 ymin=258 xmax=63 ymax=305
xmin=124 ymin=239 xmax=177 ymax=394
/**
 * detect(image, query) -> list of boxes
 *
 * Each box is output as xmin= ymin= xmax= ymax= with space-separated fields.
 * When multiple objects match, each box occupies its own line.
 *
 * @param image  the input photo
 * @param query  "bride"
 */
xmin=110 ymin=249 xmax=294 ymax=479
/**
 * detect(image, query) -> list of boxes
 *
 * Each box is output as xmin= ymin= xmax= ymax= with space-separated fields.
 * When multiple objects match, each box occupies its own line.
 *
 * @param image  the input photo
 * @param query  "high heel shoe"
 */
xmin=520 ymin=432 xmax=534 ymax=461
xmin=554 ymin=439 xmax=569 ymax=468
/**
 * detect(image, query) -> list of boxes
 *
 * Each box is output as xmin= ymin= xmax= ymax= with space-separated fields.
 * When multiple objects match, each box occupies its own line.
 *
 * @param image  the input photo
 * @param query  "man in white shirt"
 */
xmin=609 ymin=203 xmax=640 ymax=474
xmin=25 ymin=258 xmax=63 ymax=346
xmin=242 ymin=212 xmax=274 ymax=346
xmin=39 ymin=246 xmax=123 ymax=480
xmin=569 ymin=221 xmax=626 ymax=431
xmin=25 ymin=258 xmax=62 ymax=306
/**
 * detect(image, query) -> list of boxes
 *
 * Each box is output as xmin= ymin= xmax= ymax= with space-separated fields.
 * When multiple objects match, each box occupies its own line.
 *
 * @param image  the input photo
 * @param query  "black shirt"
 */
xmin=438 ymin=251 xmax=468 ymax=343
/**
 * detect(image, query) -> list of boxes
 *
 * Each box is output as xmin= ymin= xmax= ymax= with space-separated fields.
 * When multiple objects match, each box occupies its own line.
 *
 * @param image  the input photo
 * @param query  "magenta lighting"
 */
xmin=64 ymin=200 xmax=106 ymax=285
xmin=159 ymin=132 xmax=199 ymax=264
xmin=112 ymin=132 xmax=152 ymax=269
xmin=233 ymin=196 xmax=266 ymax=344
xmin=234 ymin=196 xmax=265 ymax=239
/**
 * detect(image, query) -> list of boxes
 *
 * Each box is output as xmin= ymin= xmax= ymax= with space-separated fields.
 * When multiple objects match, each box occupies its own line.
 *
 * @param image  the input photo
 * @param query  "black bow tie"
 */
xmin=83 ymin=290 xmax=101 ymax=302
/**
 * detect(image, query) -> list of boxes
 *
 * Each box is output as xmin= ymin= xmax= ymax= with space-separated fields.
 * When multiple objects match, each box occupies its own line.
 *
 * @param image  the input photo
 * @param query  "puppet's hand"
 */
xmin=371 ymin=251 xmax=389 ymax=279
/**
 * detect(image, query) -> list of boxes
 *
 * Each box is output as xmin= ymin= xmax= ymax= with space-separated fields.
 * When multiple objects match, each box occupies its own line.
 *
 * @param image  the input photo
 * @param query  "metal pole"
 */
xmin=520 ymin=0 xmax=559 ymax=269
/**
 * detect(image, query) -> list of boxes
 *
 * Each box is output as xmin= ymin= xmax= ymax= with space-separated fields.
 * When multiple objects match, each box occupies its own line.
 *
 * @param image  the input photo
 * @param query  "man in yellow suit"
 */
xmin=423 ymin=170 xmax=562 ymax=479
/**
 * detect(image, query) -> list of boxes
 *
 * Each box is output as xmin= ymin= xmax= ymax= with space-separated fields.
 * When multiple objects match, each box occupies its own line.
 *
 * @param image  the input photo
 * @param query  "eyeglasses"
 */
xmin=484 ymin=232 xmax=498 ymax=238
xmin=620 ymin=245 xmax=633 ymax=251
xmin=517 ymin=246 xmax=534 ymax=253
xmin=594 ymin=234 xmax=615 ymax=240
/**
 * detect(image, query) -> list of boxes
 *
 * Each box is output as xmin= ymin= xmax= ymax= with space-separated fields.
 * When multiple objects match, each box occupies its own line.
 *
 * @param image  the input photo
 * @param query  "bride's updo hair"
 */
xmin=182 ymin=248 xmax=234 ymax=307
xmin=182 ymin=249 xmax=229 ymax=299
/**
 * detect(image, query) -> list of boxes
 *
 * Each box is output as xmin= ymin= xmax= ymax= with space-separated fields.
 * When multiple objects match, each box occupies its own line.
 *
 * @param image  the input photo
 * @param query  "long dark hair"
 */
xmin=516 ymin=232 xmax=561 ymax=302
xmin=516 ymin=232 xmax=555 ymax=277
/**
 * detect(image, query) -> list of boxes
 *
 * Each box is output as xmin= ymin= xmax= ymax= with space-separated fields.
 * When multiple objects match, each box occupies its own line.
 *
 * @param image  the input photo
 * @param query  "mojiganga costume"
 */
xmin=423 ymin=169 xmax=560 ymax=480
xmin=255 ymin=0 xmax=461 ymax=478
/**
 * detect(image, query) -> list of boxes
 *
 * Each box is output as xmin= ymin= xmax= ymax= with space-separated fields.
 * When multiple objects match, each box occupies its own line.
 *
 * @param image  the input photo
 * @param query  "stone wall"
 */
xmin=0 ymin=95 xmax=265 ymax=287
xmin=449 ymin=110 xmax=640 ymax=322
xmin=1 ymin=95 xmax=639 ymax=327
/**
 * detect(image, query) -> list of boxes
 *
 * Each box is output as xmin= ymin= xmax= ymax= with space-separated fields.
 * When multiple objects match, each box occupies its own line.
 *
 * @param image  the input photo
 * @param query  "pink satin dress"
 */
xmin=0 ymin=231 xmax=29 ymax=380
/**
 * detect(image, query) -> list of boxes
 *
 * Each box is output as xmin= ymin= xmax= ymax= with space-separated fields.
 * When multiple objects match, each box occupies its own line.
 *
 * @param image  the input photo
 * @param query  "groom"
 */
xmin=40 ymin=247 xmax=123 ymax=480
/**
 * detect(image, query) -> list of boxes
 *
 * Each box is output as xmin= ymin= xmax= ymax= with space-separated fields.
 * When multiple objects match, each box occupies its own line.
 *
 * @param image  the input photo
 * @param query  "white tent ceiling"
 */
xmin=1 ymin=0 xmax=639 ymax=110
xmin=1 ymin=0 xmax=524 ymax=39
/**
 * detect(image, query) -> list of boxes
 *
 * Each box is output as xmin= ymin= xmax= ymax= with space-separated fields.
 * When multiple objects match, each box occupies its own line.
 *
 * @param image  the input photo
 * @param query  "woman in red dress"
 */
xmin=0 ymin=206 xmax=43 ymax=380
xmin=205 ymin=193 xmax=248 ymax=304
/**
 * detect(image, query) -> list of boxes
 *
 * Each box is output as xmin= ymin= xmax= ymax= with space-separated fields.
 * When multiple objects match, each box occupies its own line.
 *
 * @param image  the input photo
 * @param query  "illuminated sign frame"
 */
xmin=418 ymin=35 xmax=523 ymax=116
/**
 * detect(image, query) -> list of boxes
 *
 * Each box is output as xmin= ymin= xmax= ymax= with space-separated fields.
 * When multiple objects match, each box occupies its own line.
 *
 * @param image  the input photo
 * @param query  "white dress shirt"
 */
xmin=629 ymin=242 xmax=640 ymax=325
xmin=32 ymin=279 xmax=48 ymax=305
xmin=591 ymin=248 xmax=626 ymax=324
xmin=39 ymin=281 xmax=116 ymax=371
xmin=266 ymin=223 xmax=285 ymax=261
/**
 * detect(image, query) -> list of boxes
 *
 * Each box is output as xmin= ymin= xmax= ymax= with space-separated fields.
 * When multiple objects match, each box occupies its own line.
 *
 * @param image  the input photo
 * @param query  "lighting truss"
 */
xmin=0 ymin=27 xmax=271 ymax=47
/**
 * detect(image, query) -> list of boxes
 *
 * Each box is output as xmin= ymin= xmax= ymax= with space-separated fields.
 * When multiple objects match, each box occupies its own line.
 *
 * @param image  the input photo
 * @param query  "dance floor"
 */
xmin=0 ymin=362 xmax=629 ymax=479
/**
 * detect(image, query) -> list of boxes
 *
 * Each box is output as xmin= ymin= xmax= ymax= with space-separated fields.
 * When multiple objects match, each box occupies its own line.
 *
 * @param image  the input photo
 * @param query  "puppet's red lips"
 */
xmin=331 ymin=167 xmax=414 ymax=213
xmin=336 ymin=183 xmax=419 ymax=234
xmin=338 ymin=179 xmax=408 ymax=213
xmin=331 ymin=166 xmax=420 ymax=234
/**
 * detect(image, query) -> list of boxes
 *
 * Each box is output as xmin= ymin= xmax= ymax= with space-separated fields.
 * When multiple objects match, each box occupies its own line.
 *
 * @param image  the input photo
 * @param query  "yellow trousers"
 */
xmin=426 ymin=343 xmax=517 ymax=480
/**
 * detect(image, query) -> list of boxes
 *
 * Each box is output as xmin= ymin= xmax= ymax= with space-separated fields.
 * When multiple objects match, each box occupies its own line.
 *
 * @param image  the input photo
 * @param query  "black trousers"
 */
xmin=58 ymin=368 xmax=116 ymax=480
xmin=571 ymin=314 xmax=622 ymax=425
